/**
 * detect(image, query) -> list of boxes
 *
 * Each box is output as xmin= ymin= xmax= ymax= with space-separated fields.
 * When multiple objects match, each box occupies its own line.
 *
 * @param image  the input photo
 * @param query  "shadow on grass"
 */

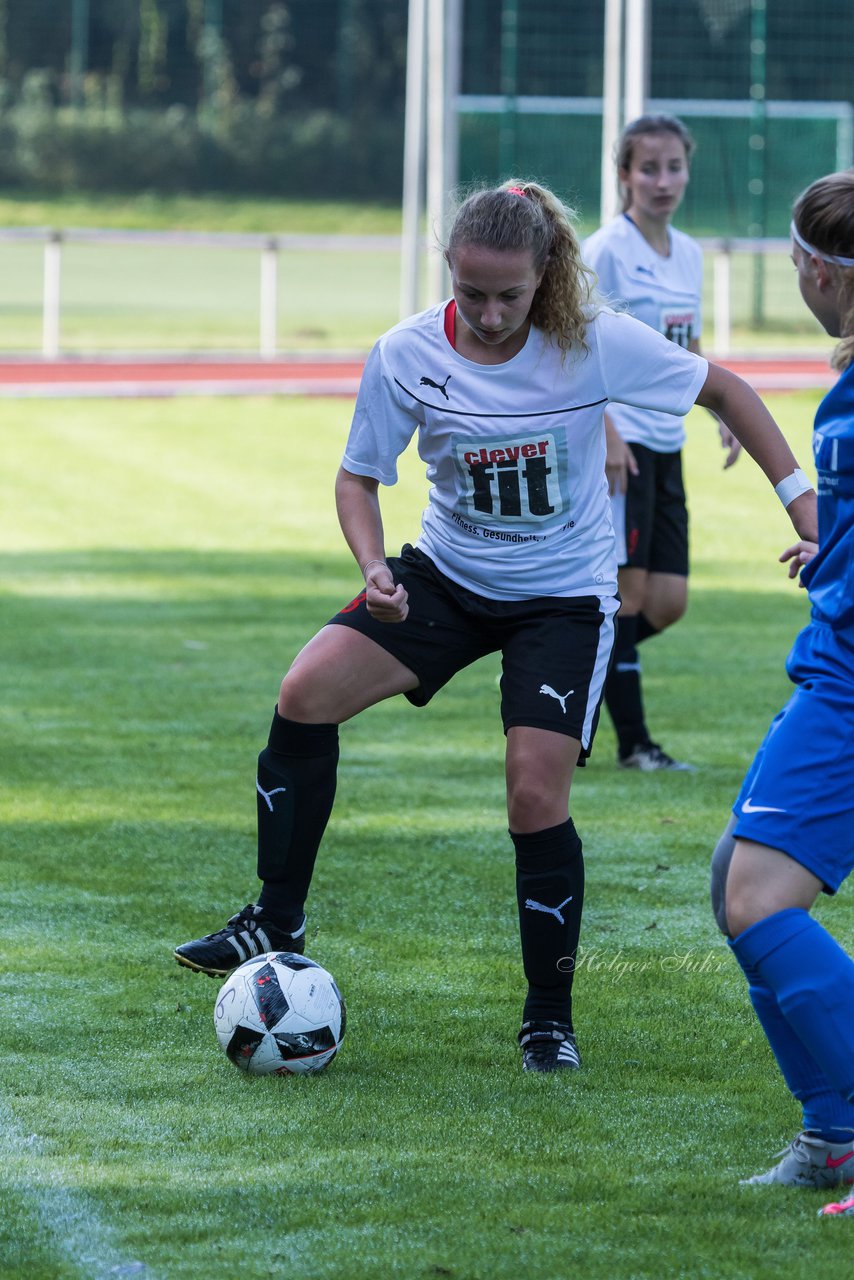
xmin=0 ymin=546 xmax=806 ymax=703
xmin=0 ymin=548 xmax=811 ymax=897
xmin=0 ymin=547 xmax=814 ymax=923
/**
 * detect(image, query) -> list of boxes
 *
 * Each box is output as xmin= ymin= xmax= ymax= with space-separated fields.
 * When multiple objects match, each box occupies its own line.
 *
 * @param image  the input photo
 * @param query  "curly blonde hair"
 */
xmin=793 ymin=170 xmax=854 ymax=371
xmin=445 ymin=180 xmax=598 ymax=353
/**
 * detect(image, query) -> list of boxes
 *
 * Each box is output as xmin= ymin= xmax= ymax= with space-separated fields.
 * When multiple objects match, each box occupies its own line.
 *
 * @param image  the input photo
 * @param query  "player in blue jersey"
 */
xmin=708 ymin=170 xmax=854 ymax=1212
xmin=174 ymin=179 xmax=816 ymax=1073
xmin=584 ymin=115 xmax=740 ymax=772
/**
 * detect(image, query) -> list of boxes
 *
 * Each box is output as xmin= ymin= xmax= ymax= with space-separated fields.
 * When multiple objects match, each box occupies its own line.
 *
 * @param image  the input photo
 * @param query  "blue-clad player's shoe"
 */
xmin=818 ymin=1190 xmax=854 ymax=1217
xmin=740 ymin=1131 xmax=854 ymax=1188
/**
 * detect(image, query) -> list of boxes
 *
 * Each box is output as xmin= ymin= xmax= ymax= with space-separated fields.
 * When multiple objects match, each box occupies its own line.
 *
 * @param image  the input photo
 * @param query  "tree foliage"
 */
xmin=0 ymin=1 xmax=408 ymax=115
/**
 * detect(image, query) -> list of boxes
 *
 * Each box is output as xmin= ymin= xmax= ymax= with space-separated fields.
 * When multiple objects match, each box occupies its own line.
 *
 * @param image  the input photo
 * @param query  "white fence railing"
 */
xmin=701 ymin=237 xmax=793 ymax=358
xmin=0 ymin=227 xmax=805 ymax=359
xmin=0 ymin=227 xmax=402 ymax=359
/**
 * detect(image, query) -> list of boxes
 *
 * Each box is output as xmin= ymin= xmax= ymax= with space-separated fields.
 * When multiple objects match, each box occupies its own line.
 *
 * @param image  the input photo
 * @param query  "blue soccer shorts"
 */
xmin=733 ymin=622 xmax=854 ymax=893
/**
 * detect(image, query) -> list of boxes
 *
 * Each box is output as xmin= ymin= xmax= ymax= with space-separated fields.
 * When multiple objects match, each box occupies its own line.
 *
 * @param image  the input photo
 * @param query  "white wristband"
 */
xmin=362 ymin=558 xmax=386 ymax=577
xmin=774 ymin=468 xmax=813 ymax=508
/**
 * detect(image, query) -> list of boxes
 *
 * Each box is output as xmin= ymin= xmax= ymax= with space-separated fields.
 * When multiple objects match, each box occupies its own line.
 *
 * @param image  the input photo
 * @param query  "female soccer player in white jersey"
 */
xmin=175 ymin=180 xmax=816 ymax=1073
xmin=709 ymin=170 xmax=854 ymax=1216
xmin=584 ymin=115 xmax=740 ymax=772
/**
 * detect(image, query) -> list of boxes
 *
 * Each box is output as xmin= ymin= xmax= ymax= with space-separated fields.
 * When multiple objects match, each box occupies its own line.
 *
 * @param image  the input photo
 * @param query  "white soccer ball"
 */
xmin=214 ymin=952 xmax=346 ymax=1076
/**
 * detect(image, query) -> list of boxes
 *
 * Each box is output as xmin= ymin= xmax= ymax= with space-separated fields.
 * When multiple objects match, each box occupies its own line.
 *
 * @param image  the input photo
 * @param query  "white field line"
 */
xmin=0 ymin=1095 xmax=155 ymax=1279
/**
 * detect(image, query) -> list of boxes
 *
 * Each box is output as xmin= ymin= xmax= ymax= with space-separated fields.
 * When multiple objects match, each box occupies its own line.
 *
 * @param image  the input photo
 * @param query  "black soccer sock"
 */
xmin=255 ymin=710 xmax=339 ymax=929
xmin=635 ymin=612 xmax=661 ymax=645
xmin=512 ymin=819 xmax=584 ymax=1028
xmin=603 ymin=613 xmax=649 ymax=755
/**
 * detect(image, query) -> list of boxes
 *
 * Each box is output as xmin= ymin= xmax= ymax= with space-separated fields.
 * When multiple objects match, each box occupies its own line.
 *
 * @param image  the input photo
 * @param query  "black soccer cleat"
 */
xmin=174 ymin=904 xmax=306 ymax=977
xmin=519 ymin=1020 xmax=581 ymax=1073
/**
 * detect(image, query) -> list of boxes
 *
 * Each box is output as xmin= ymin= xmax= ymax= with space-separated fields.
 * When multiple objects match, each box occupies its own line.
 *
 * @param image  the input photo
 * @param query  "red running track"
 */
xmin=0 ymin=355 xmax=835 ymax=398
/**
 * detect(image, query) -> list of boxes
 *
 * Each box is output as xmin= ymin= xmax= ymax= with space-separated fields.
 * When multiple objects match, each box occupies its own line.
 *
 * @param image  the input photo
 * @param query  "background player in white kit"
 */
xmin=175 ymin=180 xmax=816 ymax=1073
xmin=584 ymin=115 xmax=740 ymax=772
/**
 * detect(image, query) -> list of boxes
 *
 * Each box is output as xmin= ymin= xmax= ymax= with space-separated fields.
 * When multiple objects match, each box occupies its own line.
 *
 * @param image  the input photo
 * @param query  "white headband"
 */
xmin=790 ymin=220 xmax=854 ymax=268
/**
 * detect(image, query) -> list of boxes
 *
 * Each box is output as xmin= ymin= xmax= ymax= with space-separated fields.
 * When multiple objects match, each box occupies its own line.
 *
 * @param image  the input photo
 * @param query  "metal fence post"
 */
xmin=713 ymin=247 xmax=731 ymax=358
xmin=43 ymin=231 xmax=62 ymax=359
xmin=260 ymin=238 xmax=278 ymax=358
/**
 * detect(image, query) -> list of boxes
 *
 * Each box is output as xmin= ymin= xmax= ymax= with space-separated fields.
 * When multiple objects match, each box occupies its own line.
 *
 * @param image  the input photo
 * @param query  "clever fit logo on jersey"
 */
xmin=659 ymin=308 xmax=695 ymax=349
xmin=452 ymin=433 xmax=564 ymax=524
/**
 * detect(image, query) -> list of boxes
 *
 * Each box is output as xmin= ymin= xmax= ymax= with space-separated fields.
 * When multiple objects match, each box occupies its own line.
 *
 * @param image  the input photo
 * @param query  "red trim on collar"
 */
xmin=444 ymin=299 xmax=457 ymax=349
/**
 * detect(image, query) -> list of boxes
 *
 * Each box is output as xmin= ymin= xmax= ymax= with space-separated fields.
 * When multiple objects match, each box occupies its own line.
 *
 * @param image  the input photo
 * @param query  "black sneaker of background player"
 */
xmin=618 ymin=741 xmax=696 ymax=772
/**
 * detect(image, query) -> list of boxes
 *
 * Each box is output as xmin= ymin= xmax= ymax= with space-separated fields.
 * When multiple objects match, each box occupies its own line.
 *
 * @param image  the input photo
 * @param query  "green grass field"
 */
xmin=0 ymin=191 xmax=828 ymax=355
xmin=1 ymin=389 xmax=851 ymax=1279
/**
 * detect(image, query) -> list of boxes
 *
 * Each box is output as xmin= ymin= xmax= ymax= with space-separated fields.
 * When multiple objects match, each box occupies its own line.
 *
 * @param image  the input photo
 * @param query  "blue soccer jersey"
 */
xmin=733 ymin=362 xmax=854 ymax=888
xmin=798 ymin=361 xmax=854 ymax=638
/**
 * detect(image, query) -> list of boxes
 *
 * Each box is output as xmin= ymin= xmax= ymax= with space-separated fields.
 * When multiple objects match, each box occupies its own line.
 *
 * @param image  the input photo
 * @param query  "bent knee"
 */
xmin=725 ymin=880 xmax=782 ymax=938
xmin=725 ymin=891 xmax=764 ymax=939
xmin=647 ymin=600 xmax=687 ymax=631
xmin=724 ymin=840 xmax=823 ymax=937
xmin=277 ymin=668 xmax=328 ymax=722
xmin=660 ymin=602 xmax=687 ymax=629
xmin=507 ymin=780 xmax=568 ymax=833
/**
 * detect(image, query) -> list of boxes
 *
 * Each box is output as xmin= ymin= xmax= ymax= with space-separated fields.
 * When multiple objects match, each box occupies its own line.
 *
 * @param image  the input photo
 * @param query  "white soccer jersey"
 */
xmin=342 ymin=303 xmax=708 ymax=601
xmin=583 ymin=215 xmax=704 ymax=452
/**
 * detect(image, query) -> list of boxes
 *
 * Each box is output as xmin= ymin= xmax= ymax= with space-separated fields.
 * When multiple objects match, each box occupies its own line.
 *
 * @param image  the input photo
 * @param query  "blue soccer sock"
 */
xmin=729 ymin=944 xmax=854 ymax=1140
xmin=731 ymin=908 xmax=854 ymax=1107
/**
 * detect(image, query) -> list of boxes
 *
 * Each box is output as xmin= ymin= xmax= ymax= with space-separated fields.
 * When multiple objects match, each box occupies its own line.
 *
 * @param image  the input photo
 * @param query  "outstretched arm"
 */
xmin=334 ymin=466 xmax=409 ymax=622
xmin=689 ymin=340 xmax=741 ymax=469
xmin=695 ymin=363 xmax=818 ymax=542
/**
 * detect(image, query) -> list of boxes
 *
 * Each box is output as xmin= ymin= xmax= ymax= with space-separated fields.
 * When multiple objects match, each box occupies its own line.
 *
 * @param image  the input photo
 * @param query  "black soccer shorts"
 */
xmin=621 ymin=443 xmax=689 ymax=575
xmin=328 ymin=544 xmax=617 ymax=759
